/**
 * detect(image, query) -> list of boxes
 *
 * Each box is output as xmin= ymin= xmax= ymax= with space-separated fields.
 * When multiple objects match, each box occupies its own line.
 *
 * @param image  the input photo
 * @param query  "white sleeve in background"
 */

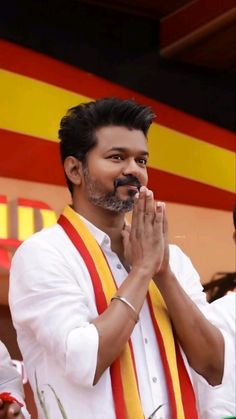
xmin=191 ymin=293 xmax=236 ymax=419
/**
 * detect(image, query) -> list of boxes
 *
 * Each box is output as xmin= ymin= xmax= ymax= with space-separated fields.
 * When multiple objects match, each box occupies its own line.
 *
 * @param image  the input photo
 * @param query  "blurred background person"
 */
xmin=0 ymin=340 xmax=30 ymax=418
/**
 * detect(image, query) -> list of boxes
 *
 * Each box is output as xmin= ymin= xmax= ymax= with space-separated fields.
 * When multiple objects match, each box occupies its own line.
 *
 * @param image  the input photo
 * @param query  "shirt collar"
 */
xmin=78 ymin=214 xmax=111 ymax=247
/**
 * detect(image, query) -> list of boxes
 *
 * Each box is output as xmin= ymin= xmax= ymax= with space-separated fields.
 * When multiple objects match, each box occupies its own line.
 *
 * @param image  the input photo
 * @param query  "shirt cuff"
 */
xmin=192 ymin=328 xmax=234 ymax=389
xmin=65 ymin=323 xmax=99 ymax=387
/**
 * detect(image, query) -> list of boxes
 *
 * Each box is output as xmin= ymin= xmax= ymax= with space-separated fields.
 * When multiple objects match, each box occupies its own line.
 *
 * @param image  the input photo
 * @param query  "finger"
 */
xmin=134 ymin=186 xmax=147 ymax=238
xmin=121 ymin=225 xmax=130 ymax=246
xmin=130 ymin=192 xmax=139 ymax=240
xmin=144 ymin=189 xmax=155 ymax=225
xmin=121 ymin=224 xmax=131 ymax=239
xmin=130 ymin=187 xmax=145 ymax=239
xmin=122 ymin=223 xmax=131 ymax=234
xmin=137 ymin=186 xmax=146 ymax=212
xmin=162 ymin=202 xmax=168 ymax=236
xmin=154 ymin=201 xmax=164 ymax=232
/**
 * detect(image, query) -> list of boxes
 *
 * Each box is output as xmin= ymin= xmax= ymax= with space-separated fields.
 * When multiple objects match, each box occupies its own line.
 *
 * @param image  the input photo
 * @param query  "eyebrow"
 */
xmin=107 ymin=147 xmax=149 ymax=156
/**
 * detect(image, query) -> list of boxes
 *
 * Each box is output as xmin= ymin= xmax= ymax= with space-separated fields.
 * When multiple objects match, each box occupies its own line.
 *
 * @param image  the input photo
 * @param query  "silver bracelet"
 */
xmin=111 ymin=295 xmax=139 ymax=323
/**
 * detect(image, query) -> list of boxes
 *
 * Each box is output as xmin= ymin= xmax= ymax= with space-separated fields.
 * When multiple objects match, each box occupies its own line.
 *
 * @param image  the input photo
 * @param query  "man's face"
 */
xmin=81 ymin=126 xmax=149 ymax=213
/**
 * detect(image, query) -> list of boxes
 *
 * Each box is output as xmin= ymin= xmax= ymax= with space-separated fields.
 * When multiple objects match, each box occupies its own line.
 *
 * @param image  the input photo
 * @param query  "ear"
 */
xmin=64 ymin=156 xmax=83 ymax=187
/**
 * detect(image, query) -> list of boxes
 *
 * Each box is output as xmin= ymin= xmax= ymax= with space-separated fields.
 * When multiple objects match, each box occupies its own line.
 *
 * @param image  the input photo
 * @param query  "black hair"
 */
xmin=58 ymin=97 xmax=155 ymax=194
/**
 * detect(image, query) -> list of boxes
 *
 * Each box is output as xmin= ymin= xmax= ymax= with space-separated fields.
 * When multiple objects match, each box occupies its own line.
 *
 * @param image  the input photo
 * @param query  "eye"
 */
xmin=107 ymin=155 xmax=123 ymax=161
xmin=137 ymin=157 xmax=148 ymax=166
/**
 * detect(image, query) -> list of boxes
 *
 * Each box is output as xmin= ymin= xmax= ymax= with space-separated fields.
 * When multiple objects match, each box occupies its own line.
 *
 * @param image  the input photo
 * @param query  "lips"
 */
xmin=114 ymin=177 xmax=141 ymax=190
xmin=123 ymin=184 xmax=139 ymax=191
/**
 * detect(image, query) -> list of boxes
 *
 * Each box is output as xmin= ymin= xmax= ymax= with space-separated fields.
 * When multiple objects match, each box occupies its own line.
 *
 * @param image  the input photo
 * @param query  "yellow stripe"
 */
xmin=148 ymin=123 xmax=235 ymax=193
xmin=149 ymin=282 xmax=185 ymax=419
xmin=0 ymin=69 xmax=234 ymax=192
xmin=120 ymin=346 xmax=144 ymax=419
xmin=63 ymin=206 xmax=144 ymax=418
xmin=18 ymin=206 xmax=35 ymax=240
xmin=63 ymin=206 xmax=116 ymax=299
xmin=40 ymin=209 xmax=57 ymax=229
xmin=0 ymin=203 xmax=8 ymax=238
xmin=0 ymin=69 xmax=90 ymax=141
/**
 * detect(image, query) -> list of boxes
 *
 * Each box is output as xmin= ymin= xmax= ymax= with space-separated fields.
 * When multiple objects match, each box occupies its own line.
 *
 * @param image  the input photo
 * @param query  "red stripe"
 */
xmin=0 ymin=129 xmax=65 ymax=185
xmin=174 ymin=341 xmax=198 ymax=418
xmin=147 ymin=167 xmax=236 ymax=211
xmin=0 ymin=196 xmax=7 ymax=203
xmin=147 ymin=293 xmax=178 ymax=419
xmin=0 ymin=238 xmax=22 ymax=248
xmin=110 ymin=361 xmax=127 ymax=419
xmin=58 ymin=214 xmax=126 ymax=419
xmin=18 ymin=198 xmax=52 ymax=209
xmin=0 ymin=40 xmax=235 ymax=151
xmin=129 ymin=341 xmax=140 ymax=394
xmin=0 ymin=248 xmax=11 ymax=270
xmin=0 ymin=129 xmax=234 ymax=211
xmin=58 ymin=215 xmax=107 ymax=312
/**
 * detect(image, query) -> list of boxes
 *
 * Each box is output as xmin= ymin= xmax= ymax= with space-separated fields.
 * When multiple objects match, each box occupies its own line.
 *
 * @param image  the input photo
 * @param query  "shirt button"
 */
xmin=152 ymin=377 xmax=157 ymax=383
xmin=104 ymin=237 xmax=109 ymax=244
xmin=144 ymin=338 xmax=148 ymax=344
xmin=116 ymin=264 xmax=122 ymax=270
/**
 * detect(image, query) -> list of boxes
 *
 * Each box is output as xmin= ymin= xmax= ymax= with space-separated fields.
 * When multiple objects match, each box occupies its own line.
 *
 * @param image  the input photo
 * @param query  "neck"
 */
xmin=72 ymin=199 xmax=126 ymax=252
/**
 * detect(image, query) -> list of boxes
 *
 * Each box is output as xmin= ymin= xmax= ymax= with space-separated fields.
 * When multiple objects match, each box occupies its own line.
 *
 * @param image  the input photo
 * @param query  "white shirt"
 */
xmin=191 ymin=293 xmax=236 ymax=419
xmin=0 ymin=340 xmax=30 ymax=418
xmin=9 ymin=217 xmax=208 ymax=419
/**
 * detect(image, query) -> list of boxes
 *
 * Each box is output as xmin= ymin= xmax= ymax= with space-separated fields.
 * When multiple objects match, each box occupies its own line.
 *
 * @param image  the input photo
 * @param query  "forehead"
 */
xmin=94 ymin=125 xmax=148 ymax=153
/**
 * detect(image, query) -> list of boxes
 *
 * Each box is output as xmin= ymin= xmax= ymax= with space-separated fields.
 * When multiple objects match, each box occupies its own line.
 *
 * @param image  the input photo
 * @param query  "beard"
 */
xmin=83 ymin=166 xmax=135 ymax=213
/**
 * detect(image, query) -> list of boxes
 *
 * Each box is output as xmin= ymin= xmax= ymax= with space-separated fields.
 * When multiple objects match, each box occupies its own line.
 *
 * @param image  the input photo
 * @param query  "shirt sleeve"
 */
xmin=9 ymin=233 xmax=99 ymax=388
xmin=169 ymin=244 xmax=207 ymax=310
xmin=0 ymin=341 xmax=30 ymax=418
xmin=191 ymin=328 xmax=236 ymax=418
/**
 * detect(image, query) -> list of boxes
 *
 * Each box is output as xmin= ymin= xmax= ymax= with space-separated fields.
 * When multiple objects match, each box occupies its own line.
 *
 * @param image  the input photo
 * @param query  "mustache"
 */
xmin=114 ymin=176 xmax=141 ymax=190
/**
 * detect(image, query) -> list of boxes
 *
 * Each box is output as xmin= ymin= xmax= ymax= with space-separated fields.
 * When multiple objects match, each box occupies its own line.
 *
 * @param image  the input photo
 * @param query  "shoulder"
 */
xmin=14 ymin=223 xmax=67 ymax=252
xmin=11 ymin=223 xmax=74 ymax=270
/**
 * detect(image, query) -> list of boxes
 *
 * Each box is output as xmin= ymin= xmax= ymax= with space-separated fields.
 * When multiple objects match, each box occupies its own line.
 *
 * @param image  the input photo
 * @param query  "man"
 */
xmin=0 ymin=340 xmax=29 ymax=418
xmin=9 ymin=98 xmax=224 ymax=419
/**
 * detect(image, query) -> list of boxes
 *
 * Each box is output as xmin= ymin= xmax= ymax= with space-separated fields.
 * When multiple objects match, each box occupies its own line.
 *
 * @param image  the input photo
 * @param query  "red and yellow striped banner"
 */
xmin=0 ymin=39 xmax=235 ymax=210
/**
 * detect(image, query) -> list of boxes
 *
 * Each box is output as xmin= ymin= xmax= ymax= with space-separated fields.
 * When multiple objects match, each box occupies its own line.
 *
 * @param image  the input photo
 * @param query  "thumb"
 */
xmin=121 ymin=224 xmax=131 ymax=240
xmin=162 ymin=203 xmax=168 ymax=237
xmin=121 ymin=224 xmax=131 ymax=252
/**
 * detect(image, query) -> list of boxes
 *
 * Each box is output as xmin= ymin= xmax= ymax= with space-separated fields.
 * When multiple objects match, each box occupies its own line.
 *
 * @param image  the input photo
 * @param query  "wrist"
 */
xmin=153 ymin=265 xmax=173 ymax=283
xmin=131 ymin=264 xmax=154 ymax=283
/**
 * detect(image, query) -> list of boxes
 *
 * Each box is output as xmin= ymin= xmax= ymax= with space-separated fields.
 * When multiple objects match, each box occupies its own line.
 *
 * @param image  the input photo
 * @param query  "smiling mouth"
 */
xmin=115 ymin=182 xmax=141 ymax=191
xmin=125 ymin=184 xmax=139 ymax=190
xmin=118 ymin=184 xmax=140 ymax=198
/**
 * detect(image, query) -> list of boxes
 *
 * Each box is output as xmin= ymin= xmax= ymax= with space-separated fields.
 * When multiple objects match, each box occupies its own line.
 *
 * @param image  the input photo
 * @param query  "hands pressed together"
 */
xmin=122 ymin=186 xmax=170 ymax=278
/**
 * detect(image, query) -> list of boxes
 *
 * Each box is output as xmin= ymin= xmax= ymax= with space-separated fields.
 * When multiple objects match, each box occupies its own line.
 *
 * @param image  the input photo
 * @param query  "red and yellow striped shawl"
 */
xmin=58 ymin=206 xmax=198 ymax=419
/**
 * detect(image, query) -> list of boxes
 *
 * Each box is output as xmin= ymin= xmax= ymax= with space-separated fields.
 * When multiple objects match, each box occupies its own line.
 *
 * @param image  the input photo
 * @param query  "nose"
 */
xmin=122 ymin=158 xmax=140 ymax=177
